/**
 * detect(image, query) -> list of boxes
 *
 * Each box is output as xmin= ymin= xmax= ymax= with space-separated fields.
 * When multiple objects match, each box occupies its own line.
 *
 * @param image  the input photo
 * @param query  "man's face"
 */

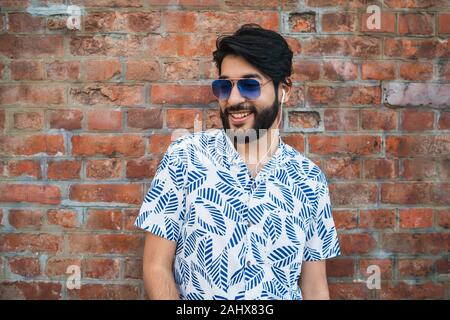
xmin=218 ymin=55 xmax=280 ymax=142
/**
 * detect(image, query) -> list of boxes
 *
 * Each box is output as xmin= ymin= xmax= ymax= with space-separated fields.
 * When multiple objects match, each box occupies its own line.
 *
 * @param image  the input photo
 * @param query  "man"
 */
xmin=135 ymin=24 xmax=341 ymax=300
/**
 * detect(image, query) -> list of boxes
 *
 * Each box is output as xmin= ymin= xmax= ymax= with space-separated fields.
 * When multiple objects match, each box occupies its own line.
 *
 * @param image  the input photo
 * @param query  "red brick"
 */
xmin=307 ymin=86 xmax=381 ymax=106
xmin=361 ymin=61 xmax=396 ymax=80
xmin=46 ymin=17 xmax=67 ymax=31
xmin=0 ymin=281 xmax=62 ymax=299
xmin=47 ymin=160 xmax=81 ymax=180
xmin=324 ymin=109 xmax=358 ymax=131
xmin=289 ymin=12 xmax=316 ymax=33
xmin=339 ymin=233 xmax=376 ymax=254
xmin=83 ymin=258 xmax=120 ymax=279
xmin=384 ymin=38 xmax=447 ymax=59
xmin=321 ymin=12 xmax=356 ymax=32
xmin=45 ymin=258 xmax=81 ymax=277
xmin=0 ymin=84 xmax=65 ymax=106
xmin=399 ymin=61 xmax=433 ymax=80
xmin=127 ymin=108 xmax=163 ymax=129
xmin=329 ymin=183 xmax=377 ymax=206
xmin=361 ymin=109 xmax=397 ymax=131
xmin=384 ymin=0 xmax=448 ymax=8
xmin=126 ymin=60 xmax=160 ymax=81
xmin=399 ymin=259 xmax=433 ymax=277
xmin=123 ymin=209 xmax=139 ymax=231
xmin=322 ymin=60 xmax=357 ymax=81
xmin=9 ymin=209 xmax=43 ymax=229
xmin=360 ymin=209 xmax=396 ymax=229
xmin=71 ymin=135 xmax=144 ymax=156
xmin=166 ymin=109 xmax=202 ymax=130
xmin=401 ymin=110 xmax=434 ymax=132
xmin=49 ymin=109 xmax=83 ymax=131
xmin=292 ymin=60 xmax=320 ymax=81
xmin=438 ymin=13 xmax=450 ymax=34
xmin=72 ymin=0 xmax=143 ymax=7
xmin=329 ymin=282 xmax=369 ymax=300
xmin=0 ymin=184 xmax=61 ymax=205
xmin=401 ymin=158 xmax=437 ymax=180
xmin=10 ymin=60 xmax=45 ymax=80
xmin=399 ymin=13 xmax=434 ymax=35
xmin=84 ymin=11 xmax=160 ymax=33
xmin=9 ymin=257 xmax=40 ymax=277
xmin=382 ymin=233 xmax=448 ymax=254
xmin=8 ymin=12 xmax=45 ymax=32
xmin=47 ymin=209 xmax=79 ymax=228
xmin=69 ymin=184 xmax=142 ymax=204
xmin=399 ymin=208 xmax=433 ymax=228
xmin=320 ymin=157 xmax=360 ymax=180
xmin=86 ymin=209 xmax=121 ymax=230
xmin=68 ymin=234 xmax=143 ymax=254
xmin=380 ymin=282 xmax=446 ymax=300
xmin=148 ymin=134 xmax=173 ymax=156
xmin=438 ymin=61 xmax=450 ymax=81
xmin=0 ymin=35 xmax=64 ymax=58
xmin=386 ymin=135 xmax=450 ymax=157
xmin=332 ymin=209 xmax=357 ymax=230
xmin=381 ymin=182 xmax=450 ymax=205
xmin=85 ymin=59 xmax=121 ymax=81
xmin=361 ymin=12 xmax=395 ymax=33
xmin=87 ymin=110 xmax=122 ymax=131
xmin=164 ymin=59 xmax=200 ymax=81
xmin=70 ymin=34 xmax=146 ymax=57
xmin=363 ymin=159 xmax=398 ymax=179
xmin=437 ymin=159 xmax=450 ymax=180
xmin=151 ymin=84 xmax=215 ymax=104
xmin=86 ymin=159 xmax=122 ymax=180
xmin=146 ymin=34 xmax=216 ymax=58
xmin=0 ymin=0 xmax=30 ymax=9
xmin=436 ymin=209 xmax=450 ymax=228
xmin=280 ymin=134 xmax=305 ymax=153
xmin=126 ymin=158 xmax=159 ymax=179
xmin=0 ymin=234 xmax=62 ymax=253
xmin=8 ymin=160 xmax=41 ymax=178
xmin=302 ymin=36 xmax=381 ymax=58
xmin=68 ymin=284 xmax=139 ymax=300
xmin=309 ymin=135 xmax=381 ymax=156
xmin=326 ymin=258 xmax=354 ymax=277
xmin=124 ymin=258 xmax=143 ymax=279
xmin=70 ymin=85 xmax=143 ymax=106
xmin=360 ymin=259 xmax=393 ymax=280
xmin=47 ymin=61 xmax=80 ymax=80
xmin=438 ymin=111 xmax=450 ymax=129
xmin=13 ymin=111 xmax=44 ymax=130
xmin=0 ymin=109 xmax=4 ymax=130
xmin=288 ymin=111 xmax=320 ymax=129
xmin=435 ymin=257 xmax=449 ymax=274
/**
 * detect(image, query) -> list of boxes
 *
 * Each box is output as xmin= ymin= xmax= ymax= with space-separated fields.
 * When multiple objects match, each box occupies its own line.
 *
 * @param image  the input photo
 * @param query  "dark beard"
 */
xmin=219 ymin=98 xmax=279 ymax=144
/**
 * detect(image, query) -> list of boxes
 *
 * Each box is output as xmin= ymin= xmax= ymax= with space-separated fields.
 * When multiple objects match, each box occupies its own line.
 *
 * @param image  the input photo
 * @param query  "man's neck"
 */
xmin=234 ymin=128 xmax=280 ymax=172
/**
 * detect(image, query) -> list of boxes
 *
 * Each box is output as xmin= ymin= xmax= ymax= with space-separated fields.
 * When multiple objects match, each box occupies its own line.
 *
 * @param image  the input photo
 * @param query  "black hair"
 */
xmin=212 ymin=23 xmax=293 ymax=89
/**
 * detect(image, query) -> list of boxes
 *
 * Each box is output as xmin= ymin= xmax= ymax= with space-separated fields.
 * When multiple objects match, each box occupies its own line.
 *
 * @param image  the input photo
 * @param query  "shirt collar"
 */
xmin=219 ymin=129 xmax=291 ymax=168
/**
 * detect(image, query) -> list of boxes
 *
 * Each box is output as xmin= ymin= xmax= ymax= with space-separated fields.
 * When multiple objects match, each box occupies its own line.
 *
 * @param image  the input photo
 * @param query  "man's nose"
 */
xmin=226 ymin=81 xmax=246 ymax=106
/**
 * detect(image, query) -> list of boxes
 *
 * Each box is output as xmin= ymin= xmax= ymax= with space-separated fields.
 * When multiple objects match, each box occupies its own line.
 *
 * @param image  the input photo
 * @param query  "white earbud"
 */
xmin=281 ymin=89 xmax=286 ymax=104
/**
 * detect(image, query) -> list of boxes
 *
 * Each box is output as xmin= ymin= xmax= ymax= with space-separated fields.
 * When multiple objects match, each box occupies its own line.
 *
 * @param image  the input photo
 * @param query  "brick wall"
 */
xmin=0 ymin=0 xmax=448 ymax=299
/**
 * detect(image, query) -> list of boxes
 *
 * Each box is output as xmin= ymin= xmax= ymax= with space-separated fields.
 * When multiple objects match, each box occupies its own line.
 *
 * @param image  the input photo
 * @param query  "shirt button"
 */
xmin=247 ymin=221 xmax=252 ymax=228
xmin=247 ymin=261 xmax=252 ymax=267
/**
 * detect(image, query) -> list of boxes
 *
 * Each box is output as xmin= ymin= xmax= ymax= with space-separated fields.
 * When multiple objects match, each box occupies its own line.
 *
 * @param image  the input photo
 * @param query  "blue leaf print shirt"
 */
xmin=135 ymin=129 xmax=341 ymax=300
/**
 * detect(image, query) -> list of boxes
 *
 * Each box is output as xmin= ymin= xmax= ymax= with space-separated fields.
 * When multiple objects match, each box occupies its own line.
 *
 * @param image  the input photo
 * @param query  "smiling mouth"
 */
xmin=228 ymin=110 xmax=253 ymax=119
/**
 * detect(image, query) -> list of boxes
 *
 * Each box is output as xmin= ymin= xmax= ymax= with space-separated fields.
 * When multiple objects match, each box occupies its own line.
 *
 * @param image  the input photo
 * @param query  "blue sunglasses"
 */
xmin=211 ymin=78 xmax=272 ymax=101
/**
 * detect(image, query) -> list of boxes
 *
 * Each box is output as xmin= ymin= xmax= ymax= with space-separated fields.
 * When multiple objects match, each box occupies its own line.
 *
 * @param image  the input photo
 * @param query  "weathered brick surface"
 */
xmin=0 ymin=0 xmax=448 ymax=300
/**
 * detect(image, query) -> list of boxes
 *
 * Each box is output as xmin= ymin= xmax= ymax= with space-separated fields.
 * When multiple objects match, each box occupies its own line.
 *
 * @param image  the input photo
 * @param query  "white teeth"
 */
xmin=230 ymin=112 xmax=251 ymax=119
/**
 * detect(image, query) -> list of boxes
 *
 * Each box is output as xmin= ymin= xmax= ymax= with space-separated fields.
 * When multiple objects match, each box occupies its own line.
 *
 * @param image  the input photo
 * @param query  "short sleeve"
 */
xmin=303 ymin=170 xmax=341 ymax=261
xmin=134 ymin=142 xmax=187 ymax=242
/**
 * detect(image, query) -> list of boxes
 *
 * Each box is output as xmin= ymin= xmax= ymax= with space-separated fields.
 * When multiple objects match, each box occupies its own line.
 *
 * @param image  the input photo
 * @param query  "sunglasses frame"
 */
xmin=212 ymin=77 xmax=272 ymax=101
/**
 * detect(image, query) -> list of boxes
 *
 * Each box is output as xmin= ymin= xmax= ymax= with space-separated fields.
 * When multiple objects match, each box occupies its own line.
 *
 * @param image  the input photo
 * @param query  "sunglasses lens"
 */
xmin=212 ymin=79 xmax=232 ymax=100
xmin=237 ymin=79 xmax=261 ymax=100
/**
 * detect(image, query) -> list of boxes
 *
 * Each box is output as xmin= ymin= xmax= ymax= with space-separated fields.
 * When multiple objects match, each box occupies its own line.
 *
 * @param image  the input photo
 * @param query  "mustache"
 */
xmin=224 ymin=105 xmax=257 ymax=115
